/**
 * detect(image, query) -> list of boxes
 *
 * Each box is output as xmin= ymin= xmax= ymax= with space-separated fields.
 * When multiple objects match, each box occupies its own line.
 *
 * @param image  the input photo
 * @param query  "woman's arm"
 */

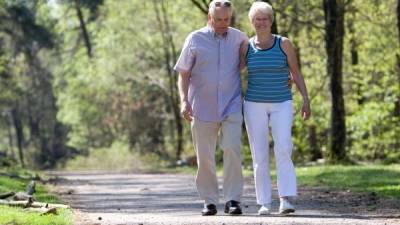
xmin=281 ymin=37 xmax=311 ymax=120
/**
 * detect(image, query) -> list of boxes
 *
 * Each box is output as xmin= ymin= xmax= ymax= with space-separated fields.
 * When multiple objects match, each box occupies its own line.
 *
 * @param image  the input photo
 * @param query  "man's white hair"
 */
xmin=209 ymin=0 xmax=232 ymax=16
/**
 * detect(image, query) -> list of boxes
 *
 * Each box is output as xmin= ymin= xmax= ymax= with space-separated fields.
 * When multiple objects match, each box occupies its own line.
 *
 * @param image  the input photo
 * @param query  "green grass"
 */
xmin=0 ymin=167 xmax=73 ymax=225
xmin=295 ymin=164 xmax=400 ymax=199
xmin=0 ymin=205 xmax=72 ymax=225
xmin=161 ymin=164 xmax=400 ymax=199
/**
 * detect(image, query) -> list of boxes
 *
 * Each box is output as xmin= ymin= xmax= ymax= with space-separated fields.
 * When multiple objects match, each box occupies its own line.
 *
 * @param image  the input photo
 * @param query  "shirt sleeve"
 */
xmin=239 ymin=31 xmax=248 ymax=43
xmin=174 ymin=34 xmax=195 ymax=73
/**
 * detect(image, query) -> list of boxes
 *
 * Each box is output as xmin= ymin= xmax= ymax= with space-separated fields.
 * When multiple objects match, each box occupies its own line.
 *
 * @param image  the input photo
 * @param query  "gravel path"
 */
xmin=48 ymin=171 xmax=400 ymax=225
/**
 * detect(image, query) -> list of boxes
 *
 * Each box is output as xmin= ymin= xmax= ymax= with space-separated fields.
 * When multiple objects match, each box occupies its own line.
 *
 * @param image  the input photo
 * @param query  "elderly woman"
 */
xmin=242 ymin=2 xmax=311 ymax=215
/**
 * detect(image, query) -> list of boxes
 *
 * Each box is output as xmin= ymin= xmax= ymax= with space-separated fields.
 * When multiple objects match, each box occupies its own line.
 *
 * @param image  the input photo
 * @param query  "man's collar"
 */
xmin=207 ymin=25 xmax=229 ymax=39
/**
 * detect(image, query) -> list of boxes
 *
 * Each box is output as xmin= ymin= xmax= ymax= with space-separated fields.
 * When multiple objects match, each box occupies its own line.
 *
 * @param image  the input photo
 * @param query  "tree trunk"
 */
xmin=291 ymin=1 xmax=322 ymax=159
xmin=161 ymin=2 xmax=183 ymax=160
xmin=154 ymin=1 xmax=183 ymax=160
xmin=324 ymin=0 xmax=346 ymax=162
xmin=5 ymin=112 xmax=16 ymax=160
xmin=395 ymin=0 xmax=400 ymax=117
xmin=348 ymin=8 xmax=363 ymax=105
xmin=74 ymin=0 xmax=92 ymax=58
xmin=292 ymin=1 xmax=301 ymax=71
xmin=394 ymin=0 xmax=400 ymax=150
xmin=309 ymin=125 xmax=322 ymax=161
xmin=11 ymin=107 xmax=25 ymax=167
xmin=396 ymin=55 xmax=400 ymax=116
xmin=24 ymin=48 xmax=69 ymax=168
xmin=27 ymin=105 xmax=41 ymax=143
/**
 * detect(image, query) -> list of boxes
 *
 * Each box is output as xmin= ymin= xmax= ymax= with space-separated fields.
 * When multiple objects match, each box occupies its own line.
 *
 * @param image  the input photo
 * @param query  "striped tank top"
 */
xmin=245 ymin=35 xmax=292 ymax=103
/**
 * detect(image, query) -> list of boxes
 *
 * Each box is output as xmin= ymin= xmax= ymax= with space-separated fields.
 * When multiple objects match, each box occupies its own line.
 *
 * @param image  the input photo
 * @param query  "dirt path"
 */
xmin=48 ymin=171 xmax=400 ymax=225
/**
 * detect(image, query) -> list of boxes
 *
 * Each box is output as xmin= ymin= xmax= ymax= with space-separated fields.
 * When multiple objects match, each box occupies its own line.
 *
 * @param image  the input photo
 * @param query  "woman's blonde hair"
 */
xmin=248 ymin=2 xmax=274 ymax=23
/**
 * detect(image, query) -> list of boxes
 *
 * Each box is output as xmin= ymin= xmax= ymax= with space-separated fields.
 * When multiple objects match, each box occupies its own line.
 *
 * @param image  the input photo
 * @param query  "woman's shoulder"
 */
xmin=276 ymin=35 xmax=294 ymax=50
xmin=274 ymin=35 xmax=290 ymax=42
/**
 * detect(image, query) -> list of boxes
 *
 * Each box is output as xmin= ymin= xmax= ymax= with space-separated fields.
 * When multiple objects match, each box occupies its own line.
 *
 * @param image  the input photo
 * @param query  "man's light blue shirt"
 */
xmin=174 ymin=26 xmax=247 ymax=122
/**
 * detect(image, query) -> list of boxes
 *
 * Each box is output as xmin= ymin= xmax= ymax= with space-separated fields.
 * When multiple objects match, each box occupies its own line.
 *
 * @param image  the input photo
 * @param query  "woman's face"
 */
xmin=252 ymin=11 xmax=271 ymax=32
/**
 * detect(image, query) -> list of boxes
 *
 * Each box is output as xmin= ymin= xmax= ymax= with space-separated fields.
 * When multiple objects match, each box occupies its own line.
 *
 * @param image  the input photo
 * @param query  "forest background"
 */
xmin=0 ymin=0 xmax=399 ymax=170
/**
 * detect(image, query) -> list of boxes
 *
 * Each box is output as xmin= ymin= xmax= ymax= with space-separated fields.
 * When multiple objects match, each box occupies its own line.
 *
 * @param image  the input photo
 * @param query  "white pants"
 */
xmin=191 ymin=111 xmax=244 ymax=205
xmin=244 ymin=100 xmax=297 ymax=205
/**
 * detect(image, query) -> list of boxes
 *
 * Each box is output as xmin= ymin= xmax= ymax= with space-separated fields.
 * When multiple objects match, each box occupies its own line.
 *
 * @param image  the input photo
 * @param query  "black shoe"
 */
xmin=202 ymin=204 xmax=217 ymax=216
xmin=224 ymin=200 xmax=242 ymax=215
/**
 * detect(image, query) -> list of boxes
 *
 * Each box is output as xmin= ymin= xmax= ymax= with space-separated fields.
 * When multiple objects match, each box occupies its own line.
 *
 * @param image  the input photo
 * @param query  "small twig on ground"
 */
xmin=25 ymin=207 xmax=58 ymax=215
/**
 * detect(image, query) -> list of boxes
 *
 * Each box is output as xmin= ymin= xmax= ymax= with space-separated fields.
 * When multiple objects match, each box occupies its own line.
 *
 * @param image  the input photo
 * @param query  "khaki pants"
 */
xmin=191 ymin=111 xmax=244 ymax=205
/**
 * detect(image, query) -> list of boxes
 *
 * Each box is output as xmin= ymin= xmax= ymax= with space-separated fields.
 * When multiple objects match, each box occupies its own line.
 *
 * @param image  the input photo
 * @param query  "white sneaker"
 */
xmin=258 ymin=204 xmax=271 ymax=215
xmin=279 ymin=198 xmax=295 ymax=214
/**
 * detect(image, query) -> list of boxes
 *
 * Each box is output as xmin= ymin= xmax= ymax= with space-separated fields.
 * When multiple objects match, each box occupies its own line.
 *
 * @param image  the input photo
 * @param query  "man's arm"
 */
xmin=178 ymin=71 xmax=193 ymax=122
xmin=239 ymin=39 xmax=248 ymax=71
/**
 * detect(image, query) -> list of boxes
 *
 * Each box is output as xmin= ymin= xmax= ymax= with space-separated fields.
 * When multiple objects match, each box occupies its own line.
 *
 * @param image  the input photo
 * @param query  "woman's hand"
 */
xmin=301 ymin=99 xmax=311 ymax=121
xmin=288 ymin=75 xmax=293 ymax=89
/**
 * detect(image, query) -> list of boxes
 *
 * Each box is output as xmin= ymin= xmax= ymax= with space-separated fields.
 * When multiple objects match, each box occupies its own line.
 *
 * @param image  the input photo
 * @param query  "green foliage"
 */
xmin=0 ymin=0 xmax=399 ymax=168
xmin=0 ymin=0 xmax=73 ymax=168
xmin=53 ymin=0 xmax=206 ymax=159
xmin=347 ymin=102 xmax=400 ymax=162
xmin=63 ymin=141 xmax=145 ymax=171
xmin=342 ymin=0 xmax=400 ymax=162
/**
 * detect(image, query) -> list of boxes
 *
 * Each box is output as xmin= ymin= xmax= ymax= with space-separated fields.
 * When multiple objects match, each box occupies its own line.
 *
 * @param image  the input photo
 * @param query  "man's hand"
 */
xmin=181 ymin=100 xmax=193 ymax=122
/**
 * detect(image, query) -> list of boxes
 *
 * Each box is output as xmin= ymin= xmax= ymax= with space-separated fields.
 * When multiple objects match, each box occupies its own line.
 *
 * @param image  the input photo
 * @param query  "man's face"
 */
xmin=209 ymin=7 xmax=232 ymax=35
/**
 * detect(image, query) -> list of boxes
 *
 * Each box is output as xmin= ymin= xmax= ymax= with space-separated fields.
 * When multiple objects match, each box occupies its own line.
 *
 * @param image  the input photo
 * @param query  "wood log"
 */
xmin=12 ymin=192 xmax=34 ymax=201
xmin=0 ymin=173 xmax=41 ymax=181
xmin=0 ymin=199 xmax=70 ymax=209
xmin=0 ymin=192 xmax=15 ymax=199
xmin=0 ymin=199 xmax=32 ymax=208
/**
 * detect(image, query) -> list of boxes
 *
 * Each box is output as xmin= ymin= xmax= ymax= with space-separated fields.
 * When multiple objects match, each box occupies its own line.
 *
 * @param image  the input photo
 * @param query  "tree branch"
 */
xmin=190 ymin=0 xmax=208 ymax=15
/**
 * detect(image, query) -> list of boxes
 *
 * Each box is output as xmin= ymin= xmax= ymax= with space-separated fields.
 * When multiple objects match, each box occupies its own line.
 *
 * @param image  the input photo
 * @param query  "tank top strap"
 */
xmin=249 ymin=37 xmax=256 ymax=49
xmin=272 ymin=35 xmax=281 ymax=50
xmin=246 ymin=37 xmax=256 ymax=58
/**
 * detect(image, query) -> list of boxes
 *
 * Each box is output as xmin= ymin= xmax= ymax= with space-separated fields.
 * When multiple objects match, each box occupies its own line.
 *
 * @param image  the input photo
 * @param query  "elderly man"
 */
xmin=174 ymin=0 xmax=247 ymax=216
